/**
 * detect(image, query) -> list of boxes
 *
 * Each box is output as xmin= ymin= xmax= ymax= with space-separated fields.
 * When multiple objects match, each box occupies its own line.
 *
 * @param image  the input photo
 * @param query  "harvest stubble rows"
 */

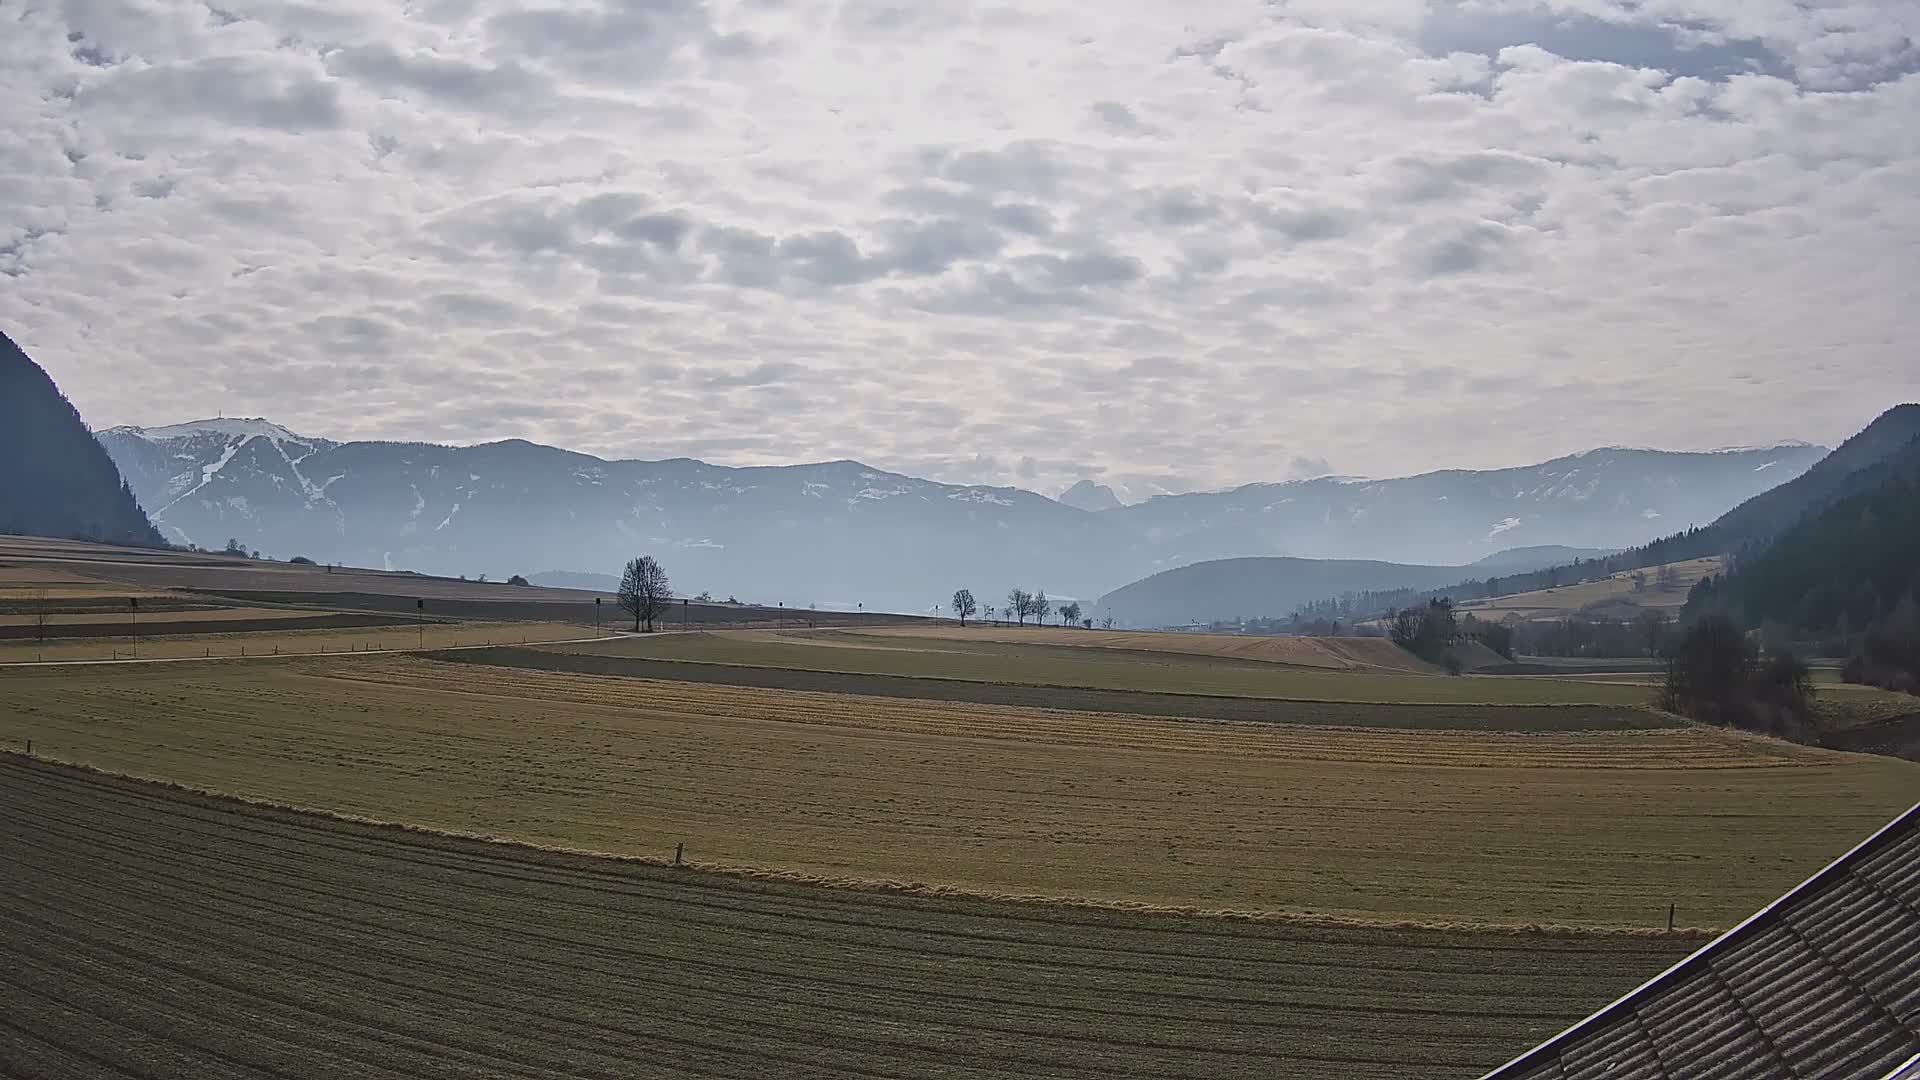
xmin=536 ymin=629 xmax=1658 ymax=706
xmin=2 ymin=655 xmax=1912 ymax=927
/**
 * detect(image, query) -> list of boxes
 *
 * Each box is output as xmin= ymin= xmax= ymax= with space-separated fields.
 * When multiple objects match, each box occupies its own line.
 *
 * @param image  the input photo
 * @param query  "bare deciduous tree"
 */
xmin=951 ymin=588 xmax=978 ymax=627
xmin=1007 ymin=588 xmax=1031 ymax=627
xmin=1031 ymin=590 xmax=1051 ymax=627
xmin=1059 ymin=601 xmax=1082 ymax=627
xmin=618 ymin=556 xmax=672 ymax=632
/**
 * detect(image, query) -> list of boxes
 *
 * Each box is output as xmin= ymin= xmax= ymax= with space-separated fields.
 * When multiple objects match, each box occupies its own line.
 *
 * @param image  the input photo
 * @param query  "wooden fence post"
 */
xmin=675 ymin=843 xmax=684 ymax=866
xmin=1667 ymin=904 xmax=1675 ymax=931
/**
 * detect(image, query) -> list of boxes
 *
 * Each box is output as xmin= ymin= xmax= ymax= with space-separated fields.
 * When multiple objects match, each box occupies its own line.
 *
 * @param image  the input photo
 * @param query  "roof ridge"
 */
xmin=1483 ymin=802 xmax=1920 ymax=1078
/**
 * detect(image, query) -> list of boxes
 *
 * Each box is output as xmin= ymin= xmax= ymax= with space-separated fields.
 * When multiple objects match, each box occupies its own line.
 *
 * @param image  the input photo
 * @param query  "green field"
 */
xmin=446 ymin=646 xmax=1676 ymax=731
xmin=0 ymin=757 xmax=1696 ymax=1080
xmin=538 ymin=630 xmax=1659 ymax=706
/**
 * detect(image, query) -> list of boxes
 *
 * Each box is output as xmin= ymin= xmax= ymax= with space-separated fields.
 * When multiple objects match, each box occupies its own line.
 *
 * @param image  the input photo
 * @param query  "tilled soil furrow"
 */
xmin=0 ymin=759 xmax=1692 ymax=1080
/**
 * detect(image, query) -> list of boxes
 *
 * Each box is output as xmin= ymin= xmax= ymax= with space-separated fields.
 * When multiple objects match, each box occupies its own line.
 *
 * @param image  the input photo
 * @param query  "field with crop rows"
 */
xmin=866 ymin=626 xmax=1447 ymax=671
xmin=0 ymin=758 xmax=1697 ymax=1079
xmin=2 ymin=655 xmax=1912 ymax=928
xmin=538 ymin=630 xmax=1657 ymax=705
xmin=0 ymin=621 xmax=596 ymax=663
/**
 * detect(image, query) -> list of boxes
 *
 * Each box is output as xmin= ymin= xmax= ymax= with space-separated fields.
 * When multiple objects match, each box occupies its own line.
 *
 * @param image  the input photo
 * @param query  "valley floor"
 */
xmin=0 ymin=757 xmax=1691 ymax=1080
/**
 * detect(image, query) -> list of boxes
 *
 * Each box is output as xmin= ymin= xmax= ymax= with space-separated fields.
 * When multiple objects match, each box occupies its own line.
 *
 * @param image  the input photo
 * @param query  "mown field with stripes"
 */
xmin=531 ymin=628 xmax=1657 ymax=705
xmin=0 ymin=758 xmax=1694 ymax=1080
xmin=3 ymin=654 xmax=1912 ymax=928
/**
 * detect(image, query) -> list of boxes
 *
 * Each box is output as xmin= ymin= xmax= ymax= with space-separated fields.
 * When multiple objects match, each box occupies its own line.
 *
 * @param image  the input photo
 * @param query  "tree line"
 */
xmin=1383 ymin=597 xmax=1516 ymax=674
xmin=1658 ymin=615 xmax=1816 ymax=741
xmin=950 ymin=588 xmax=1091 ymax=628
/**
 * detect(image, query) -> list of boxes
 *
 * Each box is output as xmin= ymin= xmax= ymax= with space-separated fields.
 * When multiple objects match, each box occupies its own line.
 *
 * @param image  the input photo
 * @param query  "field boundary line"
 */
xmin=0 ymin=632 xmax=626 ymax=670
xmin=0 ymin=751 xmax=1719 ymax=942
xmin=441 ymin=645 xmax=1669 ymax=712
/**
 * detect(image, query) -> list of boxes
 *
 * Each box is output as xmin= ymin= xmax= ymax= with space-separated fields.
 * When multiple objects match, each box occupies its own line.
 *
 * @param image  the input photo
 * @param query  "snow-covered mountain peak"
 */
xmin=115 ymin=417 xmax=311 ymax=444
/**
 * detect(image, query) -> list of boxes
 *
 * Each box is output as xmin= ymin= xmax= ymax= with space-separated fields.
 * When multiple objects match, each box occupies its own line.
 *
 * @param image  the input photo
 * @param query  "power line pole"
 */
xmin=416 ymin=598 xmax=425 ymax=649
xmin=129 ymin=597 xmax=139 ymax=658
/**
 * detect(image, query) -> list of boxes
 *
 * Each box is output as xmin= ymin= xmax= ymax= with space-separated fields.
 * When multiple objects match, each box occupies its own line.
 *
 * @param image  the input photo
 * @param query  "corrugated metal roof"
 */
xmin=1485 ymin=803 xmax=1920 ymax=1080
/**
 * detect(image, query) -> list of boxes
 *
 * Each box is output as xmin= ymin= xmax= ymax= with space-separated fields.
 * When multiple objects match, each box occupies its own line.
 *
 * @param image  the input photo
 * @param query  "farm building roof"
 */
xmin=1484 ymin=802 xmax=1920 ymax=1080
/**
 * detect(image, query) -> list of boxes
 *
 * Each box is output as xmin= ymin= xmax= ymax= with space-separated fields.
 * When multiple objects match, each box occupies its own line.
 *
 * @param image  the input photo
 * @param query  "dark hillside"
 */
xmin=0 ymin=331 xmax=164 ymax=547
xmin=1709 ymin=405 xmax=1920 ymax=546
xmin=1684 ymin=435 xmax=1920 ymax=684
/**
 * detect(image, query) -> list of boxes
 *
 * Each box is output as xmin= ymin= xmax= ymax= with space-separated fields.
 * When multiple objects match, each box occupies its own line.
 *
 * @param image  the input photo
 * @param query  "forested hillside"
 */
xmin=1684 ymin=437 xmax=1920 ymax=691
xmin=1686 ymin=437 xmax=1919 ymax=634
xmin=0 ymin=331 xmax=164 ymax=547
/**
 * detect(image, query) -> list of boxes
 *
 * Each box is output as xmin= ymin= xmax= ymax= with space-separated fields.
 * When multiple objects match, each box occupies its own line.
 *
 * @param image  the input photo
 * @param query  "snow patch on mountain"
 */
xmin=118 ymin=417 xmax=308 ymax=443
xmin=1489 ymin=516 xmax=1523 ymax=537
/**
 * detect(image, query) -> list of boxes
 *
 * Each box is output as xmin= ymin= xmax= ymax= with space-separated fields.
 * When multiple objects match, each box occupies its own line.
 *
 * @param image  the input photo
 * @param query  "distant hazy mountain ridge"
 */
xmin=100 ymin=417 xmax=1827 ymax=612
xmin=1057 ymin=480 xmax=1123 ymax=513
xmin=1244 ymin=404 xmax=1920 ymax=630
xmin=0 ymin=332 xmax=163 ymax=548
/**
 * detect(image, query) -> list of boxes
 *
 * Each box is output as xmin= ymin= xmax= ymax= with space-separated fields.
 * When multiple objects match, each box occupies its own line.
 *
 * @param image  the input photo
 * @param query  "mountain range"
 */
xmin=1176 ymin=404 xmax=1920 ymax=631
xmin=97 ymin=413 xmax=1826 ymax=613
xmin=1093 ymin=548 xmax=1619 ymax=629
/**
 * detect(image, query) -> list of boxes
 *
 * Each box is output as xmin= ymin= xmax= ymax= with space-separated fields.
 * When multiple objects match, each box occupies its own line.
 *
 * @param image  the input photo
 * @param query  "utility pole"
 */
xmin=682 ymin=597 xmax=689 ymax=632
xmin=416 ymin=598 xmax=425 ymax=649
xmin=595 ymin=596 xmax=602 ymax=635
xmin=129 ymin=597 xmax=139 ymax=657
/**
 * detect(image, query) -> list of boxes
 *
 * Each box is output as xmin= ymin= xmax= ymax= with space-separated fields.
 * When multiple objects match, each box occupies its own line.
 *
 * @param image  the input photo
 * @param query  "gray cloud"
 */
xmin=1288 ymin=456 xmax=1334 ymax=480
xmin=79 ymin=55 xmax=345 ymax=131
xmin=327 ymin=44 xmax=551 ymax=109
xmin=1090 ymin=101 xmax=1158 ymax=136
xmin=1405 ymin=219 xmax=1529 ymax=276
xmin=1 ymin=0 xmax=1915 ymax=500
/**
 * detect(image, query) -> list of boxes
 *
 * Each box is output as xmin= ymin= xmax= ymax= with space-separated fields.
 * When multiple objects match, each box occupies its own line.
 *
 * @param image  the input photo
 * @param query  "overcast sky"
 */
xmin=5 ymin=1 xmax=1918 ymax=499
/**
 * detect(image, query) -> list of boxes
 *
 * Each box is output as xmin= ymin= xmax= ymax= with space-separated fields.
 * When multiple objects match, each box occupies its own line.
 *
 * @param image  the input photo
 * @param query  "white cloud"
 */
xmin=3 ymin=0 xmax=1917 ymax=498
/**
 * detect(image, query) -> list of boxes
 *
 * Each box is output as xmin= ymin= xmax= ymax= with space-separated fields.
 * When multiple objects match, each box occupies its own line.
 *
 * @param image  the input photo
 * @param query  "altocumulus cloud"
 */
xmin=2 ymin=0 xmax=1918 ymax=497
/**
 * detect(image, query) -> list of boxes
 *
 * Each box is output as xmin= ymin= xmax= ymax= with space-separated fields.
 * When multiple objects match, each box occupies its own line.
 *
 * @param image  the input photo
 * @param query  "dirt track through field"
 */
xmin=3 ymin=656 xmax=1913 ymax=928
xmin=0 ymin=757 xmax=1691 ymax=1080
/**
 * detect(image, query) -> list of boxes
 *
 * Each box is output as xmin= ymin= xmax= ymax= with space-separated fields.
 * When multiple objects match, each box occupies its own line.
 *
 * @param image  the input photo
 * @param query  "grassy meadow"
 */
xmin=1454 ymin=556 xmax=1724 ymax=621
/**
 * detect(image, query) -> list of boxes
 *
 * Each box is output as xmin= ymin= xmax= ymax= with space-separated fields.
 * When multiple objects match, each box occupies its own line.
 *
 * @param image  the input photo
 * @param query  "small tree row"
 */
xmin=951 ymin=588 xmax=1084 ymax=627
